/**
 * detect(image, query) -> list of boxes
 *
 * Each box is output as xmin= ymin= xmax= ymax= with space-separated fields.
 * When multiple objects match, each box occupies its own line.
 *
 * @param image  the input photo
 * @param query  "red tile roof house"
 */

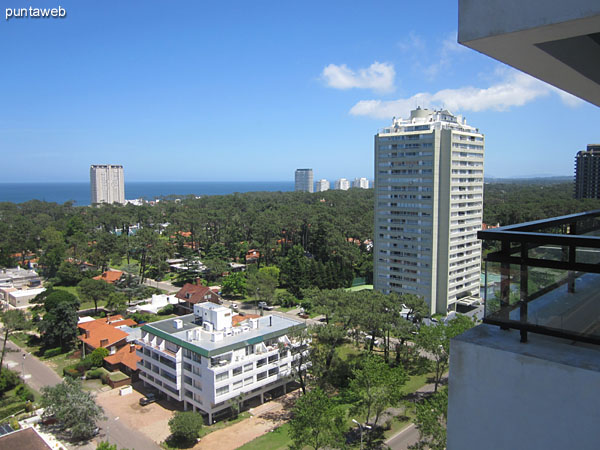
xmin=77 ymin=315 xmax=132 ymax=354
xmin=104 ymin=342 xmax=142 ymax=381
xmin=175 ymin=282 xmax=222 ymax=313
xmin=77 ymin=315 xmax=142 ymax=383
xmin=93 ymin=270 xmax=124 ymax=284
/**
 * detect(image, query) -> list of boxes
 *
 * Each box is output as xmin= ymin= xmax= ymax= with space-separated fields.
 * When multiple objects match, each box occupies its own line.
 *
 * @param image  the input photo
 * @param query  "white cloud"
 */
xmin=321 ymin=62 xmax=396 ymax=93
xmin=349 ymin=71 xmax=558 ymax=119
xmin=397 ymin=31 xmax=425 ymax=52
xmin=423 ymin=32 xmax=467 ymax=79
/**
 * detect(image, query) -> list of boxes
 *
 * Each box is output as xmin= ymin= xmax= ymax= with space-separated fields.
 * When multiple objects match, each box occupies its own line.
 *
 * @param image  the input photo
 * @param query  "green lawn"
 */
xmin=237 ymin=423 xmax=291 ymax=450
xmin=52 ymin=286 xmax=109 ymax=311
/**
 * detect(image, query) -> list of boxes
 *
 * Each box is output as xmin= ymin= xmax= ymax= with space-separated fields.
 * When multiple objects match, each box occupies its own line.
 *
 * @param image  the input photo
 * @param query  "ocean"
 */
xmin=0 ymin=181 xmax=295 ymax=206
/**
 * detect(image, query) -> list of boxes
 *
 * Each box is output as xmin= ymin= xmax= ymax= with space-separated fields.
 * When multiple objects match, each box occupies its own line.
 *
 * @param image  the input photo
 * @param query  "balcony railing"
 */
xmin=479 ymin=210 xmax=600 ymax=345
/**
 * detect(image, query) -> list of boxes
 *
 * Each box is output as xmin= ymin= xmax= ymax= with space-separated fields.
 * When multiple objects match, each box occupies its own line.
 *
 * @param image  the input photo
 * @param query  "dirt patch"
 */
xmin=195 ymin=416 xmax=278 ymax=450
xmin=194 ymin=390 xmax=300 ymax=450
xmin=96 ymin=386 xmax=176 ymax=444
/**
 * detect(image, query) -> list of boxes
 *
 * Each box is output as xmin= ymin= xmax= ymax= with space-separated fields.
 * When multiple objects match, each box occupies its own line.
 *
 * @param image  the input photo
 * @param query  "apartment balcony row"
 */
xmin=479 ymin=210 xmax=600 ymax=344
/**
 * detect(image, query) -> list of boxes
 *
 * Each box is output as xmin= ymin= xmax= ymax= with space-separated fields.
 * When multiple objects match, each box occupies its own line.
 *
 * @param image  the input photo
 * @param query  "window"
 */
xmin=216 ymin=385 xmax=229 ymax=396
xmin=244 ymin=376 xmax=253 ymax=386
xmin=233 ymin=366 xmax=243 ymax=376
xmin=233 ymin=380 xmax=243 ymax=390
xmin=216 ymin=371 xmax=229 ymax=382
xmin=257 ymin=371 xmax=267 ymax=381
xmin=244 ymin=363 xmax=253 ymax=372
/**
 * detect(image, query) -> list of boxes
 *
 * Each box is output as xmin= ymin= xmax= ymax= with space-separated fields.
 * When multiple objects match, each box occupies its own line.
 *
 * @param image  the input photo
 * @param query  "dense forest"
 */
xmin=0 ymin=189 xmax=374 ymax=292
xmin=1 ymin=180 xmax=598 ymax=293
xmin=482 ymin=181 xmax=600 ymax=225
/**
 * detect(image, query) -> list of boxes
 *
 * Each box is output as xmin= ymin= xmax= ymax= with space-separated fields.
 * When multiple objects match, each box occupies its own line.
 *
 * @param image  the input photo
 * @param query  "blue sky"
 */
xmin=1 ymin=1 xmax=599 ymax=182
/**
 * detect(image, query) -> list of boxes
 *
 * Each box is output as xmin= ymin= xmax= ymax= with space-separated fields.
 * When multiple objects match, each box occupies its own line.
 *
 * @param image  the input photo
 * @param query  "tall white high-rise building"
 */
xmin=315 ymin=179 xmax=330 ymax=192
xmin=334 ymin=178 xmax=350 ymax=190
xmin=374 ymin=108 xmax=484 ymax=314
xmin=294 ymin=169 xmax=313 ymax=193
xmin=352 ymin=177 xmax=369 ymax=189
xmin=90 ymin=164 xmax=125 ymax=205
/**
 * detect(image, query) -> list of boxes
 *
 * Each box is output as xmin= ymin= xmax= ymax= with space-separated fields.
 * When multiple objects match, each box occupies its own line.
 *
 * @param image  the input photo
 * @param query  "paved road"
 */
xmin=386 ymin=423 xmax=420 ymax=450
xmin=384 ymin=381 xmax=442 ymax=450
xmin=142 ymin=278 xmax=179 ymax=293
xmin=2 ymin=337 xmax=160 ymax=450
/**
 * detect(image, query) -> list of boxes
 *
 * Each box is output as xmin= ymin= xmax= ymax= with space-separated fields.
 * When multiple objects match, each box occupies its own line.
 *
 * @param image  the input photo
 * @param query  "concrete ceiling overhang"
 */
xmin=458 ymin=0 xmax=600 ymax=106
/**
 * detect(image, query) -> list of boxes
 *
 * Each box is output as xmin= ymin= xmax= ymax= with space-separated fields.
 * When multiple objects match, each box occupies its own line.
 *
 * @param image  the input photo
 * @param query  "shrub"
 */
xmin=89 ymin=348 xmax=109 ymax=368
xmin=8 ymin=417 xmax=20 ymax=430
xmin=158 ymin=304 xmax=174 ymax=315
xmin=44 ymin=347 xmax=63 ymax=358
xmin=0 ymin=370 xmax=20 ymax=396
xmin=63 ymin=365 xmax=80 ymax=378
xmin=86 ymin=368 xmax=104 ymax=379
xmin=168 ymin=411 xmax=203 ymax=444
xmin=15 ymin=384 xmax=34 ymax=402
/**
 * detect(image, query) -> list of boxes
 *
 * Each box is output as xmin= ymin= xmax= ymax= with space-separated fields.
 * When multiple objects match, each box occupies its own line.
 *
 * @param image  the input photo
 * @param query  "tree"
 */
xmin=284 ymin=325 xmax=312 ymax=395
xmin=168 ymin=411 xmax=203 ymax=445
xmin=280 ymin=245 xmax=310 ymax=298
xmin=38 ymin=290 xmax=80 ymax=349
xmin=56 ymin=261 xmax=84 ymax=286
xmin=221 ymin=272 xmax=246 ymax=297
xmin=288 ymin=387 xmax=346 ymax=450
xmin=39 ymin=227 xmax=66 ymax=278
xmin=246 ymin=266 xmax=279 ymax=305
xmin=415 ymin=315 xmax=474 ymax=392
xmin=410 ymin=388 xmax=448 ymax=450
xmin=41 ymin=378 xmax=105 ymax=440
xmin=77 ymin=278 xmax=115 ymax=314
xmin=96 ymin=442 xmax=117 ymax=450
xmin=349 ymin=354 xmax=408 ymax=427
xmin=0 ymin=310 xmax=28 ymax=379
xmin=105 ymin=292 xmax=127 ymax=313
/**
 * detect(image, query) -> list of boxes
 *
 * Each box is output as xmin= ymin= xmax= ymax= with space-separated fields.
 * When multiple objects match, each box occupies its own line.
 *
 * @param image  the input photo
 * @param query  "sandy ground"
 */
xmin=96 ymin=386 xmax=176 ymax=444
xmin=97 ymin=384 xmax=300 ymax=449
xmin=194 ymin=390 xmax=300 ymax=450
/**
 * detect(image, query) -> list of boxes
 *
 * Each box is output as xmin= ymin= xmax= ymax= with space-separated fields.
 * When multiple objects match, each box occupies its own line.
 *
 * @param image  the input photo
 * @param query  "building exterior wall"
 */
xmin=575 ymin=144 xmax=600 ymax=199
xmin=315 ymin=179 xmax=330 ymax=192
xmin=136 ymin=312 xmax=307 ymax=422
xmin=334 ymin=178 xmax=350 ymax=190
xmin=373 ymin=108 xmax=483 ymax=314
xmin=448 ymin=324 xmax=600 ymax=450
xmin=294 ymin=169 xmax=314 ymax=193
xmin=90 ymin=164 xmax=125 ymax=205
xmin=352 ymin=177 xmax=369 ymax=189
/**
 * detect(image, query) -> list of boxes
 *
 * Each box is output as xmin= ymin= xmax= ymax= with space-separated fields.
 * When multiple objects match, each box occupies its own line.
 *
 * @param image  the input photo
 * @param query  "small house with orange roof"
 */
xmin=93 ymin=270 xmax=124 ymax=284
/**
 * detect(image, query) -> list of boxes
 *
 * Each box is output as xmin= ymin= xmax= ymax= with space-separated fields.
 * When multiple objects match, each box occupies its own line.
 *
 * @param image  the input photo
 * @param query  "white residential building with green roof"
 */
xmin=136 ymin=302 xmax=307 ymax=423
xmin=374 ymin=108 xmax=484 ymax=315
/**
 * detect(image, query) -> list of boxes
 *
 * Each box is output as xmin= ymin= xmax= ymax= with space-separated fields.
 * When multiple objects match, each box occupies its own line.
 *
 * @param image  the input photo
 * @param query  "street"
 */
xmin=2 ymin=337 xmax=160 ymax=450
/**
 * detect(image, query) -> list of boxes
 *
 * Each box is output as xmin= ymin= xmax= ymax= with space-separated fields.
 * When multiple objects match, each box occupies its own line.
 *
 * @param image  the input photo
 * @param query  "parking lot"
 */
xmin=95 ymin=383 xmax=175 ymax=444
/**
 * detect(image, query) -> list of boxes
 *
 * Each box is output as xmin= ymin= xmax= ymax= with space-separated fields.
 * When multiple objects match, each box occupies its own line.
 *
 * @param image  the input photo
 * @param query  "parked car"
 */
xmin=258 ymin=301 xmax=274 ymax=311
xmin=139 ymin=393 xmax=156 ymax=406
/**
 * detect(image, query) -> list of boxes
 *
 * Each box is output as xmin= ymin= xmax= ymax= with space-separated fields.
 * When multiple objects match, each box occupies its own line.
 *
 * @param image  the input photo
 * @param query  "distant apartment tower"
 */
xmin=315 ymin=179 xmax=330 ymax=192
xmin=294 ymin=169 xmax=314 ymax=193
xmin=574 ymin=144 xmax=600 ymax=199
xmin=90 ymin=164 xmax=125 ymax=205
xmin=374 ymin=108 xmax=484 ymax=315
xmin=334 ymin=178 xmax=350 ymax=190
xmin=352 ymin=177 xmax=369 ymax=189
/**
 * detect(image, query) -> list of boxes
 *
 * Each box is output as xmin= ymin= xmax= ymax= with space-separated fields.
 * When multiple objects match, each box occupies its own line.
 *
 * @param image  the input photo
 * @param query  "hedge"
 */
xmin=0 ymin=396 xmax=22 ymax=409
xmin=43 ymin=347 xmax=63 ymax=358
xmin=86 ymin=367 xmax=109 ymax=380
xmin=0 ymin=401 xmax=27 ymax=420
